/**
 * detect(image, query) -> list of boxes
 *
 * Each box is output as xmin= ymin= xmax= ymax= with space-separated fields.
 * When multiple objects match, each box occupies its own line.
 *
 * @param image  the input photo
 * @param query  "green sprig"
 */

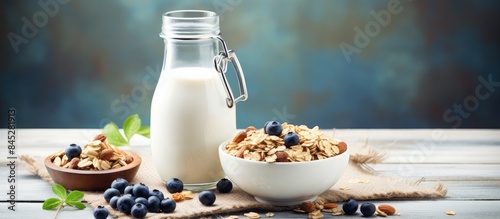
xmin=42 ymin=184 xmax=85 ymax=219
xmin=103 ymin=114 xmax=150 ymax=146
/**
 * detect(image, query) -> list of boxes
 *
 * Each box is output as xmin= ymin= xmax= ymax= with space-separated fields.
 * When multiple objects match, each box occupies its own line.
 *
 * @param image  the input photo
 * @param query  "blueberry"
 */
xmin=117 ymin=195 xmax=135 ymax=214
xmin=198 ymin=190 xmax=216 ymax=206
xmin=342 ymin=199 xmax=359 ymax=215
xmin=122 ymin=194 xmax=135 ymax=200
xmin=135 ymin=197 xmax=148 ymax=206
xmin=69 ymin=143 xmax=82 ymax=153
xmin=103 ymin=188 xmax=120 ymax=203
xmin=124 ymin=184 xmax=134 ymax=195
xmin=264 ymin=121 xmax=282 ymax=136
xmin=133 ymin=183 xmax=150 ymax=198
xmin=147 ymin=196 xmax=160 ymax=213
xmin=111 ymin=178 xmax=129 ymax=194
xmin=131 ymin=203 xmax=147 ymax=218
xmin=283 ymin=132 xmax=300 ymax=147
xmin=65 ymin=144 xmax=82 ymax=160
xmin=263 ymin=121 xmax=271 ymax=129
xmin=109 ymin=196 xmax=119 ymax=209
xmin=360 ymin=203 xmax=376 ymax=217
xmin=216 ymin=178 xmax=233 ymax=193
xmin=160 ymin=199 xmax=176 ymax=213
xmin=149 ymin=189 xmax=164 ymax=200
xmin=93 ymin=205 xmax=109 ymax=219
xmin=166 ymin=178 xmax=184 ymax=193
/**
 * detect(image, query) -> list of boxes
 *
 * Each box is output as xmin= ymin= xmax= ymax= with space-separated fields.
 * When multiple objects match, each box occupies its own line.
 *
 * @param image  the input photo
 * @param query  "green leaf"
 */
xmin=52 ymin=184 xmax=67 ymax=200
xmin=66 ymin=190 xmax=84 ymax=202
xmin=123 ymin=114 xmax=141 ymax=141
xmin=103 ymin=122 xmax=128 ymax=146
xmin=136 ymin=126 xmax=150 ymax=138
xmin=42 ymin=198 xmax=62 ymax=210
xmin=66 ymin=201 xmax=86 ymax=210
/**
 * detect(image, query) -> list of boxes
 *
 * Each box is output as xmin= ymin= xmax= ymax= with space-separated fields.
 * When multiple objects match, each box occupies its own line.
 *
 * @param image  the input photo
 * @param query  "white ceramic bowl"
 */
xmin=218 ymin=141 xmax=349 ymax=206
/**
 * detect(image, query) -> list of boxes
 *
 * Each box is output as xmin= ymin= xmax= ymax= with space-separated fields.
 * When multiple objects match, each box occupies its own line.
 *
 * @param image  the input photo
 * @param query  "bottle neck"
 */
xmin=162 ymin=38 xmax=218 ymax=71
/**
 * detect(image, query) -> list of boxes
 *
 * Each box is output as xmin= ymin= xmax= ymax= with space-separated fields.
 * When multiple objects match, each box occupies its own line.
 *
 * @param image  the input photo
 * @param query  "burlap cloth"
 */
xmin=20 ymin=145 xmax=446 ymax=218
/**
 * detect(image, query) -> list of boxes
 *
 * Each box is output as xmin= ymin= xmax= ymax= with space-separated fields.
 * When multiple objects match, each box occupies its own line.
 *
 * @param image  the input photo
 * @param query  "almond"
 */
xmin=245 ymin=126 xmax=256 ymax=132
xmin=124 ymin=154 xmax=134 ymax=164
xmin=99 ymin=149 xmax=114 ymax=161
xmin=93 ymin=133 xmax=107 ymax=142
xmin=299 ymin=201 xmax=316 ymax=213
xmin=275 ymin=151 xmax=289 ymax=162
xmin=232 ymin=131 xmax=247 ymax=143
xmin=236 ymin=145 xmax=248 ymax=158
xmin=378 ymin=204 xmax=396 ymax=215
xmin=68 ymin=157 xmax=80 ymax=169
xmin=323 ymin=203 xmax=338 ymax=209
xmin=337 ymin=141 xmax=347 ymax=154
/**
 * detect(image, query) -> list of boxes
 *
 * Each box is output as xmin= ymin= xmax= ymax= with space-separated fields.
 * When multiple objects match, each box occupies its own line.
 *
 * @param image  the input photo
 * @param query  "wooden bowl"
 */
xmin=44 ymin=152 xmax=141 ymax=191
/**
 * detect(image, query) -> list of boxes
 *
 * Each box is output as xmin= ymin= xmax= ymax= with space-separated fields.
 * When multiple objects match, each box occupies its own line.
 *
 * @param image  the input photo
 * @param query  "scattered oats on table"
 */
xmin=331 ymin=207 xmax=343 ymax=216
xmin=243 ymin=212 xmax=260 ymax=219
xmin=446 ymin=210 xmax=456 ymax=215
xmin=170 ymin=192 xmax=185 ymax=202
xmin=308 ymin=210 xmax=324 ymax=219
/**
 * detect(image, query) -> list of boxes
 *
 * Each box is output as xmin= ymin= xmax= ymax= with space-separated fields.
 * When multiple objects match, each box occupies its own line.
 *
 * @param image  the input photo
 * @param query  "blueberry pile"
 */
xmin=97 ymin=178 xmax=175 ymax=219
xmin=96 ymin=177 xmax=234 ymax=218
xmin=342 ymin=199 xmax=376 ymax=217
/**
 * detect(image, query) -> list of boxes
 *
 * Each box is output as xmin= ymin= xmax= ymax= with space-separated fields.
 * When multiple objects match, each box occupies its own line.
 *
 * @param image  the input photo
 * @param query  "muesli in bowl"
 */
xmin=219 ymin=121 xmax=349 ymax=206
xmin=44 ymin=134 xmax=141 ymax=191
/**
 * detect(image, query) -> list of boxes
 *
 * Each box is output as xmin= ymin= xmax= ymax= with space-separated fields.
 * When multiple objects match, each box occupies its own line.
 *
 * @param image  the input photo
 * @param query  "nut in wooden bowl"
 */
xmin=44 ymin=135 xmax=141 ymax=191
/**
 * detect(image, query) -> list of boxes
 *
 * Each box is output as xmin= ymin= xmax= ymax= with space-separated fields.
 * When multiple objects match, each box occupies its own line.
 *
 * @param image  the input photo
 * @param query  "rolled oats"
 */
xmin=225 ymin=123 xmax=347 ymax=162
xmin=244 ymin=212 xmax=260 ymax=219
xmin=49 ymin=134 xmax=132 ymax=171
xmin=61 ymin=155 xmax=68 ymax=166
xmin=181 ymin=190 xmax=193 ymax=199
xmin=376 ymin=208 xmax=388 ymax=217
xmin=53 ymin=156 xmax=62 ymax=167
xmin=308 ymin=210 xmax=324 ymax=219
xmin=331 ymin=207 xmax=343 ymax=216
xmin=445 ymin=210 xmax=456 ymax=215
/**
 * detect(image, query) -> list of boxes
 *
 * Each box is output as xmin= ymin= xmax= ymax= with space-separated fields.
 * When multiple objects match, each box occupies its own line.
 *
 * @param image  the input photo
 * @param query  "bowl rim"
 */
xmin=219 ymin=140 xmax=349 ymax=165
xmin=44 ymin=151 xmax=142 ymax=175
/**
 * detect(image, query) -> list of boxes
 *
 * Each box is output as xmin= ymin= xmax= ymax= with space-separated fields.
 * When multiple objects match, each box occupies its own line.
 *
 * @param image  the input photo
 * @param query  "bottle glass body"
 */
xmin=151 ymin=11 xmax=233 ymax=190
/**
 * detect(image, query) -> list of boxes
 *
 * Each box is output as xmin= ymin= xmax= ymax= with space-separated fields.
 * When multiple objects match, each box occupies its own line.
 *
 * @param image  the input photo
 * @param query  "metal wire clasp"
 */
xmin=213 ymin=36 xmax=248 ymax=108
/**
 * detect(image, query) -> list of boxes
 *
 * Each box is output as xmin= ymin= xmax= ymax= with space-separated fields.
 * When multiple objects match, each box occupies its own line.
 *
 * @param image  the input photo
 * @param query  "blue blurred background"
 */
xmin=1 ymin=0 xmax=500 ymax=128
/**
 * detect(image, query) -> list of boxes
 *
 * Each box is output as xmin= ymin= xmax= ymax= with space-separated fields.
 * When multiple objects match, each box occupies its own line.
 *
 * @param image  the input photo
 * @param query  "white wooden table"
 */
xmin=1 ymin=129 xmax=499 ymax=218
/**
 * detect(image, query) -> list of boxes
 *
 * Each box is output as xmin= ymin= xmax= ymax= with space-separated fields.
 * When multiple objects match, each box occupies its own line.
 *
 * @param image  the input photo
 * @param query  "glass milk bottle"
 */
xmin=151 ymin=10 xmax=247 ymax=191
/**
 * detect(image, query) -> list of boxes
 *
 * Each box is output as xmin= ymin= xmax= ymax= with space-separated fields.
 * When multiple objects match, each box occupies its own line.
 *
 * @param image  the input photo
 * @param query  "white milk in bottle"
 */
xmin=151 ymin=10 xmax=247 ymax=190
